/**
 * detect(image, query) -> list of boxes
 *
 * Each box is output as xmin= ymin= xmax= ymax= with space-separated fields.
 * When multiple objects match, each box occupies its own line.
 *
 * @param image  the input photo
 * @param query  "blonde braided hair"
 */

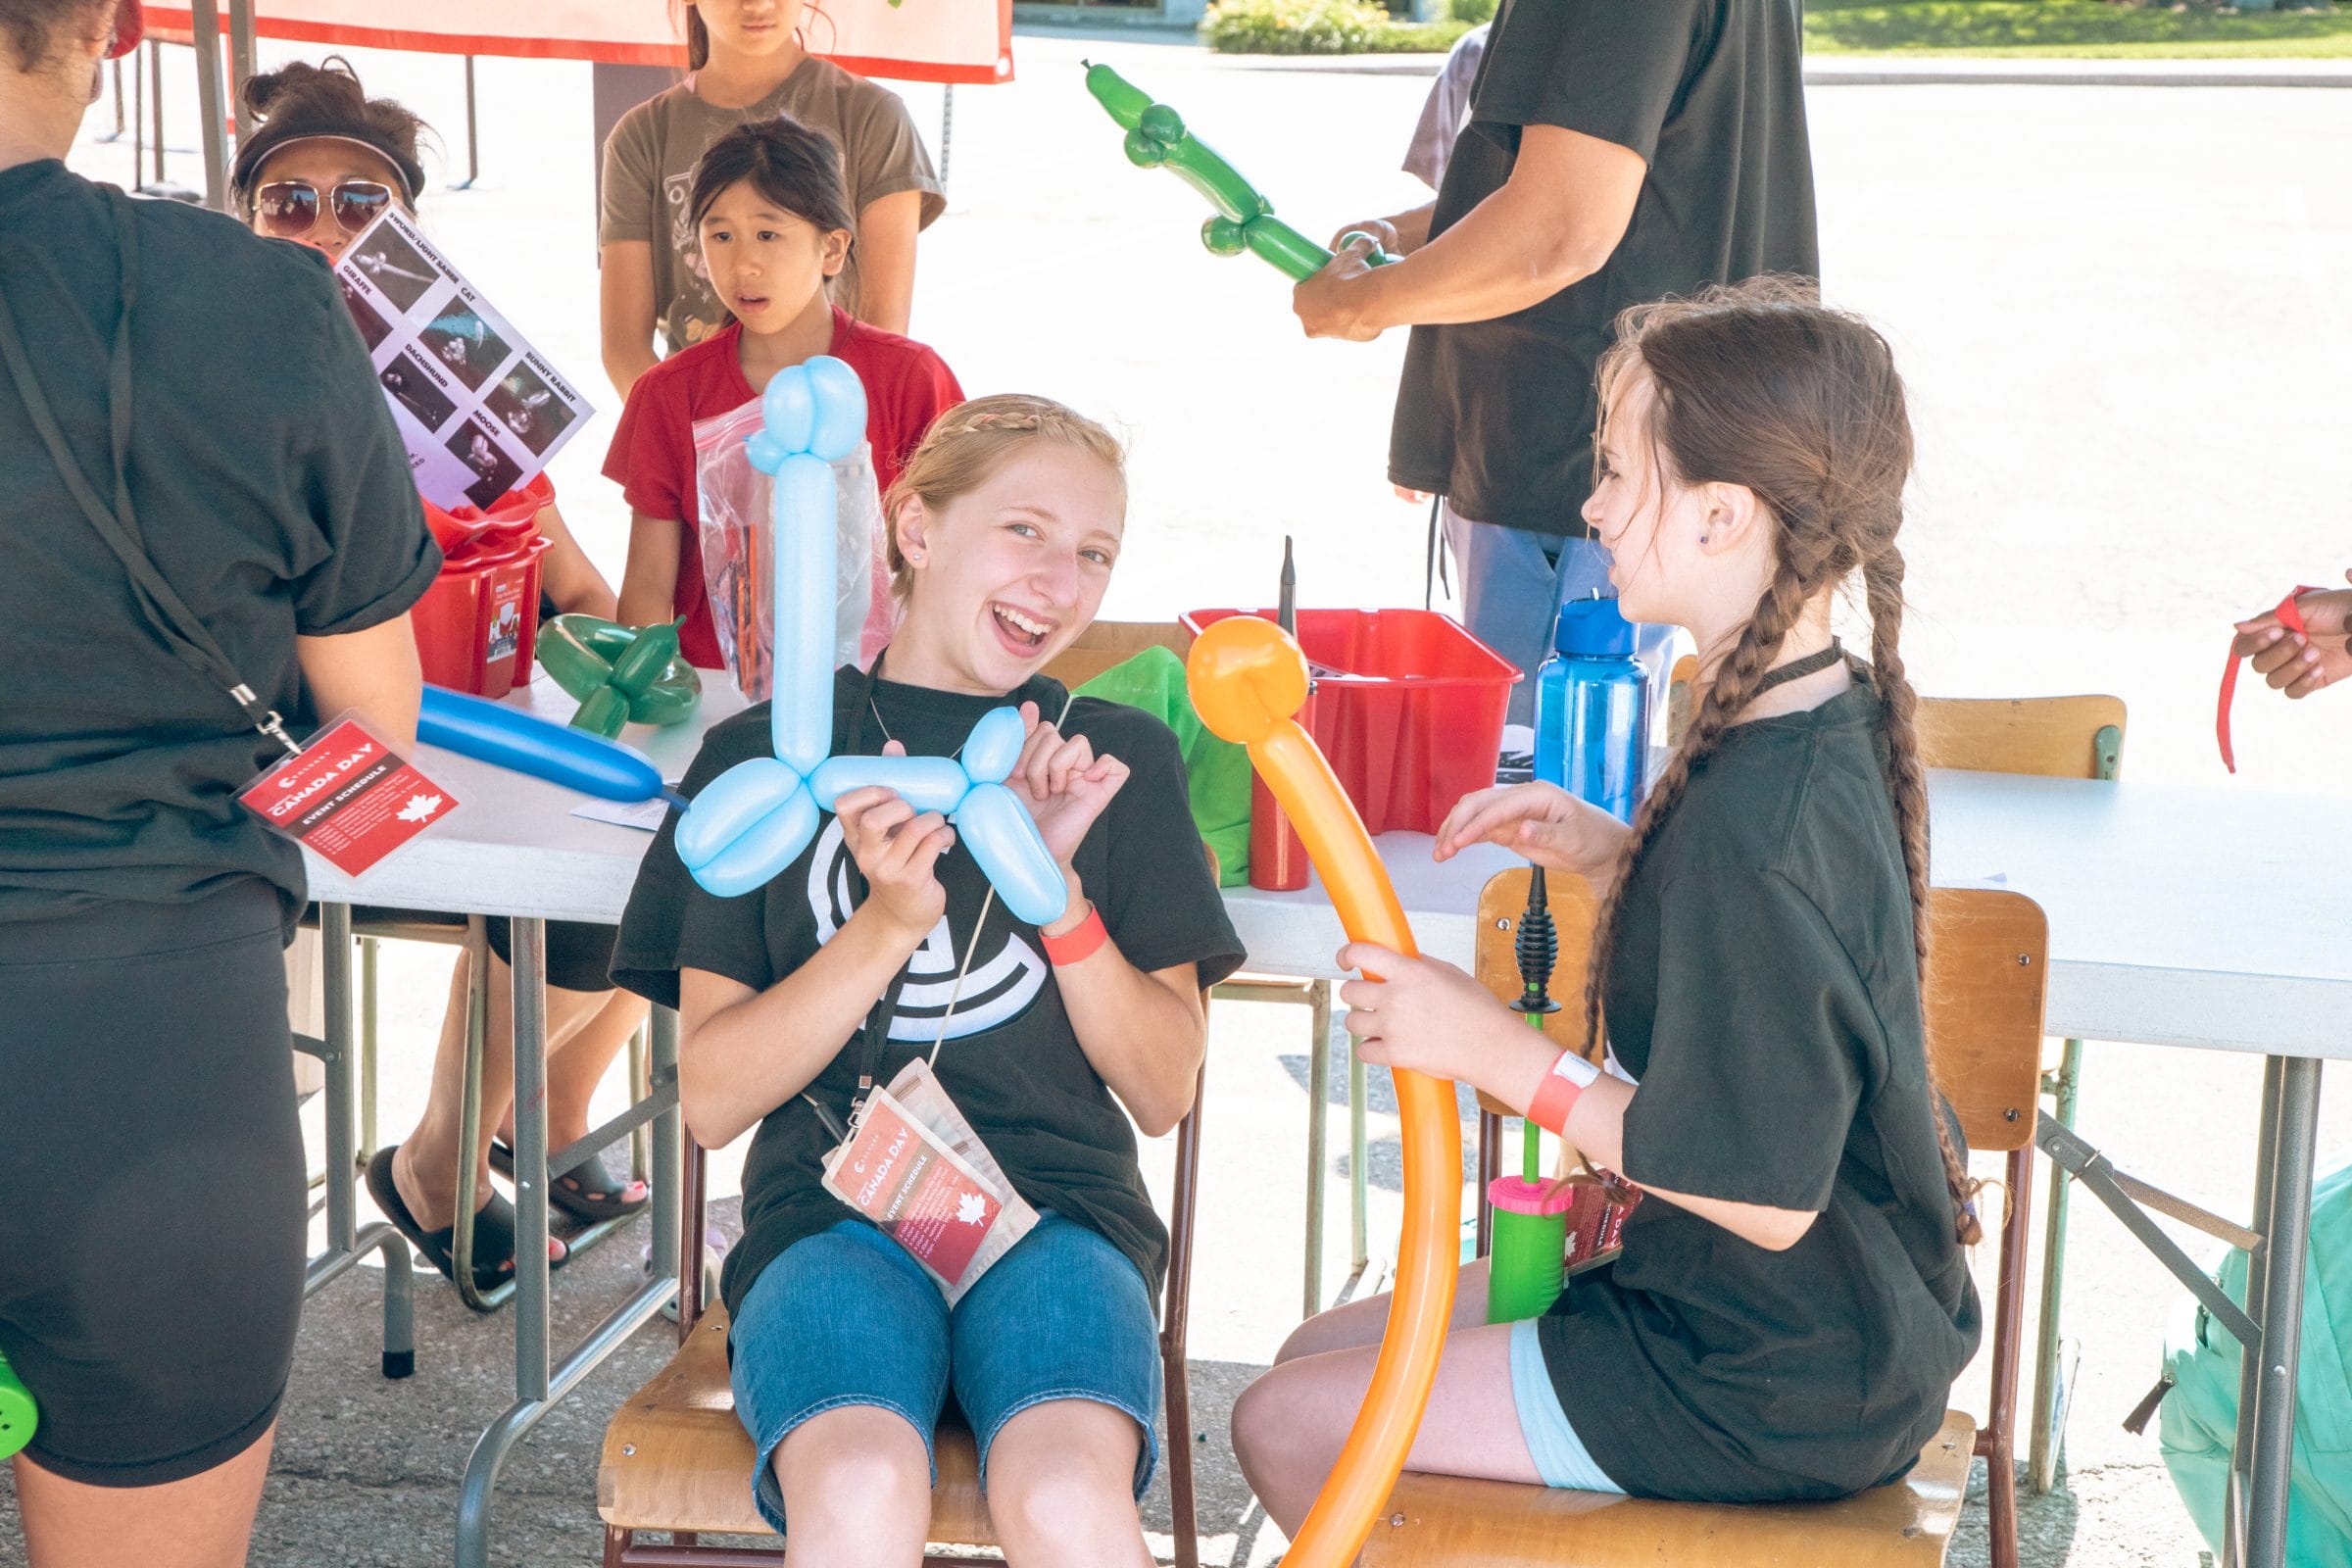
xmin=881 ymin=394 xmax=1128 ymax=606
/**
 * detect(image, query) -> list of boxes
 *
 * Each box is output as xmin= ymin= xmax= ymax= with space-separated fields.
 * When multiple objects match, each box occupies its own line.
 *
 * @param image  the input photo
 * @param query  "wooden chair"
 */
xmin=1920 ymin=693 xmax=2125 ymax=1496
xmin=1396 ymin=881 xmax=2045 ymax=1568
xmin=596 ymin=1056 xmax=1210 ymax=1567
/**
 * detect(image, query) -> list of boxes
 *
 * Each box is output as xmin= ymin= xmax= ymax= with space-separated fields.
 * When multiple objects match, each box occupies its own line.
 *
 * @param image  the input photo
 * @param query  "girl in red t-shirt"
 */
xmin=607 ymin=118 xmax=964 ymax=673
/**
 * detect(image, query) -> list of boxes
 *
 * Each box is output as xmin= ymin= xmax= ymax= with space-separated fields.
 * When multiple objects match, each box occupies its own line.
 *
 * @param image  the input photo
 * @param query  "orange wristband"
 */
xmin=1527 ymin=1047 xmax=1599 ymax=1135
xmin=1040 ymin=902 xmax=1108 ymax=966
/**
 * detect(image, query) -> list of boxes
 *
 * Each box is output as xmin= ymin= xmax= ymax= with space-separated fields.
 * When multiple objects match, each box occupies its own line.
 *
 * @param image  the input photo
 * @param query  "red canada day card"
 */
xmin=824 ymin=1086 xmax=1005 ymax=1297
xmin=238 ymin=713 xmax=460 ymax=877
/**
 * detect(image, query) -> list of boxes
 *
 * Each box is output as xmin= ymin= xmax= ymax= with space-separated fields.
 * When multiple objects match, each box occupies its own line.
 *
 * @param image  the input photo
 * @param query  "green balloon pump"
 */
xmin=1484 ymin=867 xmax=1577 ymax=1324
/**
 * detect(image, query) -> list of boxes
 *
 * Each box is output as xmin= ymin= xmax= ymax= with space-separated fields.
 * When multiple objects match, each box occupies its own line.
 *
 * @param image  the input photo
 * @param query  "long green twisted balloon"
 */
xmin=1084 ymin=62 xmax=1398 ymax=284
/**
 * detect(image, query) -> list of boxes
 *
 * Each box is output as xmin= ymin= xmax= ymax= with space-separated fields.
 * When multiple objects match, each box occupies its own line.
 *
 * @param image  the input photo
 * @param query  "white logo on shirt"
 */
xmin=805 ymin=816 xmax=1049 ymax=1041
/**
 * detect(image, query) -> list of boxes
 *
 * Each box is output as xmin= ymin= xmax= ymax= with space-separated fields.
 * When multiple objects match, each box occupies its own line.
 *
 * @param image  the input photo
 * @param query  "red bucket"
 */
xmin=412 ymin=527 xmax=551 ymax=698
xmin=1180 ymin=608 xmax=1520 ymax=836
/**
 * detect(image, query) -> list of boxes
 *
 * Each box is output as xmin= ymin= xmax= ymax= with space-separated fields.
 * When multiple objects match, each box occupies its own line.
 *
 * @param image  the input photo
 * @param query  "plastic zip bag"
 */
xmin=693 ymin=397 xmax=893 ymax=700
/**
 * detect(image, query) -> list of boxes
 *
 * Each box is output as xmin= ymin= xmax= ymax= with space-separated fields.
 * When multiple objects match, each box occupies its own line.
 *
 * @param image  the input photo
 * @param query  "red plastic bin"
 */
xmin=411 ymin=513 xmax=552 ymax=699
xmin=1180 ymin=608 xmax=1521 ymax=835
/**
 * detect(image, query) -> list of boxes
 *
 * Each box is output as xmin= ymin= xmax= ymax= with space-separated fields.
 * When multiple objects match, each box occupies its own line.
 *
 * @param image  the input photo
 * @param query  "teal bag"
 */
xmin=1075 ymin=645 xmax=1251 ymax=886
xmin=2158 ymin=1152 xmax=2352 ymax=1566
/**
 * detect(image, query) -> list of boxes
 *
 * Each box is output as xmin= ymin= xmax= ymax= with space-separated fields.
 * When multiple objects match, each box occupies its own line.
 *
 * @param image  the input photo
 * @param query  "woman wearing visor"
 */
xmin=0 ymin=4 xmax=438 ymax=1563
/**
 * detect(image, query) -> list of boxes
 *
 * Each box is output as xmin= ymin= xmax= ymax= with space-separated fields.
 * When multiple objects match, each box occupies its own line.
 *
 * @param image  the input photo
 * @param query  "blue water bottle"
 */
xmin=1534 ymin=595 xmax=1651 ymax=823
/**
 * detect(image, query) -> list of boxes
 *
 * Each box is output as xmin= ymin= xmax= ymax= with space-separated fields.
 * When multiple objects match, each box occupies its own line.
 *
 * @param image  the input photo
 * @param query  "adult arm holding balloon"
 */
xmin=1296 ymin=123 xmax=1644 ymax=341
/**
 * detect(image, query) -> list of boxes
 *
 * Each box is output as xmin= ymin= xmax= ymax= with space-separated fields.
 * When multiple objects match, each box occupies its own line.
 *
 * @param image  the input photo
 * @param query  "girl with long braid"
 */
xmin=1230 ymin=279 xmax=1984 ymax=1515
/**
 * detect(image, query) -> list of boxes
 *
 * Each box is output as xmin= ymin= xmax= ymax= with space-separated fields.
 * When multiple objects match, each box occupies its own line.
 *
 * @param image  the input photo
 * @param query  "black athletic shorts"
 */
xmin=483 ymin=915 xmax=617 ymax=996
xmin=0 ymin=879 xmax=306 ymax=1486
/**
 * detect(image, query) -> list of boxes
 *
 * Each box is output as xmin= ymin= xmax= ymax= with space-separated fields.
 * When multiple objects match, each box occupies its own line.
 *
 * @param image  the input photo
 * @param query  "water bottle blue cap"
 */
xmin=1552 ymin=594 xmax=1640 ymax=657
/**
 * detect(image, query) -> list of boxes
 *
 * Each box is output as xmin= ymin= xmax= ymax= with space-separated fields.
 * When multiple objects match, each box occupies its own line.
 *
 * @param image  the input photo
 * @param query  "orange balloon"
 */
xmin=1188 ymin=615 xmax=1463 ymax=1568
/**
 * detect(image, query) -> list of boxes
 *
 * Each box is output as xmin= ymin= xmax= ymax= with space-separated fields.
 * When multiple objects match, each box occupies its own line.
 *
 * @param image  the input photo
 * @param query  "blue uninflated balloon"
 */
xmin=770 ymin=453 xmax=839 ymax=776
xmin=417 ymin=685 xmax=662 ymax=803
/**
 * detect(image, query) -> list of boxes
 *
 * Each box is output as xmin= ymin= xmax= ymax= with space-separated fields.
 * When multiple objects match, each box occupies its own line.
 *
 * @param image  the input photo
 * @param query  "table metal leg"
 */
xmin=513 ymin=917 xmax=552 ymax=1403
xmin=2226 ymin=1055 xmax=2286 ymax=1568
xmin=359 ymin=936 xmax=380 ymax=1166
xmin=306 ymin=906 xmax=415 ymax=1377
xmin=1346 ymin=992 xmax=1368 ymax=1287
xmin=453 ymin=922 xmax=681 ymax=1568
xmin=2241 ymin=1055 xmax=2321 ymax=1568
xmin=649 ymin=1006 xmax=682 ymax=1305
xmin=1305 ymin=1000 xmax=1329 ymax=1319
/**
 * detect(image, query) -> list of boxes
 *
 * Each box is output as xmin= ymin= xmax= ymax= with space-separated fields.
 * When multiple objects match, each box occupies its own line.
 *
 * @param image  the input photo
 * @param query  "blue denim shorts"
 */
xmin=728 ymin=1212 xmax=1162 ymax=1534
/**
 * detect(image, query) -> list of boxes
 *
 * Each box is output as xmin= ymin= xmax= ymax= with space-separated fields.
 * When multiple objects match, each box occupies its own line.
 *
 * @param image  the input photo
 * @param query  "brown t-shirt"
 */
xmin=600 ymin=60 xmax=946 ymax=355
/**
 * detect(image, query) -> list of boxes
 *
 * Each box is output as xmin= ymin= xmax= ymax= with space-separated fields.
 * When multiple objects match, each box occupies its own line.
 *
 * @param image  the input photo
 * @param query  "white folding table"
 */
xmin=318 ymin=682 xmax=2343 ymax=1568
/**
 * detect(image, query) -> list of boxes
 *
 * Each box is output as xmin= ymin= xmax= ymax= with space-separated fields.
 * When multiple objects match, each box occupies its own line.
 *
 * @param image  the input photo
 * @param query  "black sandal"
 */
xmin=489 ymin=1138 xmax=651 ymax=1223
xmin=367 ymin=1146 xmax=565 ymax=1302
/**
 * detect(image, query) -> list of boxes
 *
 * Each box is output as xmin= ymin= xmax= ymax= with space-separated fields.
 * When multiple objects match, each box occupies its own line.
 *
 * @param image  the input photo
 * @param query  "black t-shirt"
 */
xmin=0 ymin=163 xmax=439 ymax=933
xmin=1391 ymin=0 xmax=1819 ymax=534
xmin=612 ymin=668 xmax=1247 ymax=1318
xmin=1538 ymin=680 xmax=1981 ymax=1501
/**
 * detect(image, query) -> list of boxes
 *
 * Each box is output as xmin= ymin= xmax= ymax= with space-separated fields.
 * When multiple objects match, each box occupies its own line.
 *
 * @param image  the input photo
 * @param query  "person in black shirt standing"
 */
xmin=1301 ymin=0 xmax=1818 ymax=721
xmin=0 ymin=3 xmax=438 ymax=1563
xmin=1234 ymin=284 xmax=1981 ymax=1515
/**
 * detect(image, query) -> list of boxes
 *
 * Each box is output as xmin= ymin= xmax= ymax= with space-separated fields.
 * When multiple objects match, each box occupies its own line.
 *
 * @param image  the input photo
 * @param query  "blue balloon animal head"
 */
xmin=673 ymin=355 xmax=1065 ymax=925
xmin=744 ymin=355 xmax=868 ymax=475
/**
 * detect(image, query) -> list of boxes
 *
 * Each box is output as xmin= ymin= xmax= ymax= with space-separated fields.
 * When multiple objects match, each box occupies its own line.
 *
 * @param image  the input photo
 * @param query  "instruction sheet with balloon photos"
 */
xmin=333 ymin=206 xmax=593 ymax=512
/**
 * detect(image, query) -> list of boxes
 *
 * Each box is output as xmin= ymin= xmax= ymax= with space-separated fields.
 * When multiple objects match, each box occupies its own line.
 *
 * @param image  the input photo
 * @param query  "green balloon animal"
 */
xmin=1084 ymin=62 xmax=1398 ymax=284
xmin=536 ymin=614 xmax=702 ymax=740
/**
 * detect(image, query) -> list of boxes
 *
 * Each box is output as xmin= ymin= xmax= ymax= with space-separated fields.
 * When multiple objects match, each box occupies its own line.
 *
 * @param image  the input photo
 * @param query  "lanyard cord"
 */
xmin=0 ymin=192 xmax=299 ymax=758
xmin=808 ymin=667 xmax=1080 ymax=1129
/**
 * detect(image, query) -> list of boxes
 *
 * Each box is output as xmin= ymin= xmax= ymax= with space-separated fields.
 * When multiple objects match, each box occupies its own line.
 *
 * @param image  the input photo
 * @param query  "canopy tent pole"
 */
xmin=453 ymin=57 xmax=482 ymax=189
xmin=229 ymin=0 xmax=256 ymax=139
xmin=191 ymin=0 xmax=226 ymax=211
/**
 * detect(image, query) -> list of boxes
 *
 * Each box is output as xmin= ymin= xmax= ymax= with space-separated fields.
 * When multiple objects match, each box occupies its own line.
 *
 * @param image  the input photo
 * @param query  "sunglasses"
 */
xmin=255 ymin=179 xmax=396 ymax=238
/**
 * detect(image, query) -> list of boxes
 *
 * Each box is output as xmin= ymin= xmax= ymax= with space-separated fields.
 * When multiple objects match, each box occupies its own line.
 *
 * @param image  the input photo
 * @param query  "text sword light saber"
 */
xmin=1185 ymin=613 xmax=1460 ymax=1567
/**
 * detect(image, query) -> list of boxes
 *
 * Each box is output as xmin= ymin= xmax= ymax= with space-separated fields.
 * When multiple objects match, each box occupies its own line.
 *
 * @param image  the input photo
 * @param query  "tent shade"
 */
xmin=142 ymin=0 xmax=1014 ymax=83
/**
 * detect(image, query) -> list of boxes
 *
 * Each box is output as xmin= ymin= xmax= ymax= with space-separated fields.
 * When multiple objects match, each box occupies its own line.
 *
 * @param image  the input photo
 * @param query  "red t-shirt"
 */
xmin=605 ymin=309 xmax=964 ymax=669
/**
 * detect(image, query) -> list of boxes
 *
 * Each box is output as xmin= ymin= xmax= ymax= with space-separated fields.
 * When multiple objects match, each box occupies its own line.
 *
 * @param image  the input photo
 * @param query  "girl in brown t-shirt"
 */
xmin=598 ymin=0 xmax=946 ymax=397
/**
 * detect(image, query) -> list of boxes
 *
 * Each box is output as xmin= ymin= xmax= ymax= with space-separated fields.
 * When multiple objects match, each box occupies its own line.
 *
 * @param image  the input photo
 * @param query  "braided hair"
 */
xmin=1580 ymin=278 xmax=1983 ymax=1246
xmin=880 ymin=395 xmax=1128 ymax=605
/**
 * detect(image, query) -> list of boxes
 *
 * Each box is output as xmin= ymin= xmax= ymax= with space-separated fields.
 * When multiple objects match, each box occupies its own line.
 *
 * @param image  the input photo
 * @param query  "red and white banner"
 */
xmin=143 ymin=0 xmax=1012 ymax=84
